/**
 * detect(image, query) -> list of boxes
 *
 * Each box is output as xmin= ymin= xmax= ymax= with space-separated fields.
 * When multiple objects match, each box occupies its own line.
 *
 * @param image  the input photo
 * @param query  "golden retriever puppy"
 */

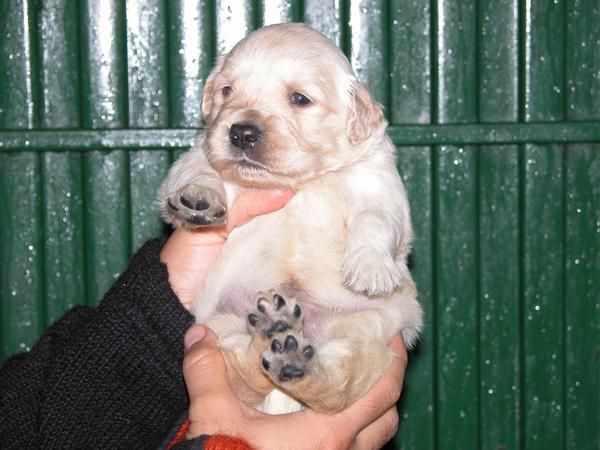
xmin=158 ymin=23 xmax=423 ymax=414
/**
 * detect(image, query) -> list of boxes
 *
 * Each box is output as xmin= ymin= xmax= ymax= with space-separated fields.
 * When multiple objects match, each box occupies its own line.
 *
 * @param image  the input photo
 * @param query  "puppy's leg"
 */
xmin=254 ymin=305 xmax=396 ymax=412
xmin=157 ymin=143 xmax=227 ymax=228
xmin=206 ymin=313 xmax=274 ymax=406
xmin=341 ymin=147 xmax=413 ymax=296
xmin=249 ymin=282 xmax=422 ymax=412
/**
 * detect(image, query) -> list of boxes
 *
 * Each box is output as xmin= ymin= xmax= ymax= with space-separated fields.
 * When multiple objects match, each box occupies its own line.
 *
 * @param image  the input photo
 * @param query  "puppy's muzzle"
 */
xmin=230 ymin=123 xmax=261 ymax=151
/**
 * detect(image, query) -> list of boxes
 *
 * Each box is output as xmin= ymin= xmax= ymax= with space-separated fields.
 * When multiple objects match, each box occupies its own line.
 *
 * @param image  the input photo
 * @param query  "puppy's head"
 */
xmin=201 ymin=23 xmax=385 ymax=188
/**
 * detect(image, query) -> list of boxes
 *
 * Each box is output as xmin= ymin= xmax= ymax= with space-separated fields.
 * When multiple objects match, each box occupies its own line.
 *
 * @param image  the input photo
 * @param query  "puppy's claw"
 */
xmin=274 ymin=294 xmax=286 ymax=310
xmin=271 ymin=339 xmax=283 ymax=353
xmin=303 ymin=345 xmax=314 ymax=360
xmin=248 ymin=313 xmax=258 ymax=327
xmin=284 ymin=335 xmax=298 ymax=351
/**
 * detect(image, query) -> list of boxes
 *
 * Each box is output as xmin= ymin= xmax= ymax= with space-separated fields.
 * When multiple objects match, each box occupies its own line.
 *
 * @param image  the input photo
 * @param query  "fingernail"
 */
xmin=184 ymin=325 xmax=207 ymax=350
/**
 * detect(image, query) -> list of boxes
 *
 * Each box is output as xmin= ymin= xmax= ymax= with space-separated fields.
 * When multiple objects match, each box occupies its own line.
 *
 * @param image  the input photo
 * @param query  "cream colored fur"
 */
xmin=158 ymin=23 xmax=423 ymax=414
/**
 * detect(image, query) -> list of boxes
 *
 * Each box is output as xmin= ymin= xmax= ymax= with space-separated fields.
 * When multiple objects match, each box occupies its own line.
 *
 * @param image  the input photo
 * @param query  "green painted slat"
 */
xmin=303 ymin=0 xmax=343 ymax=48
xmin=477 ymin=2 xmax=521 ymax=449
xmin=564 ymin=3 xmax=600 ymax=449
xmin=0 ymin=154 xmax=44 ymax=359
xmin=521 ymin=1 xmax=566 ymax=448
xmin=168 ymin=0 xmax=214 ymax=128
xmin=259 ymin=0 xmax=302 ymax=25
xmin=0 ymin=0 xmax=44 ymax=360
xmin=389 ymin=0 xmax=431 ymax=125
xmin=0 ymin=1 xmax=38 ymax=129
xmin=521 ymin=145 xmax=566 ymax=449
xmin=478 ymin=148 xmax=521 ymax=450
xmin=394 ymin=148 xmax=434 ymax=450
xmin=347 ymin=0 xmax=389 ymax=109
xmin=36 ymin=0 xmax=87 ymax=326
xmin=433 ymin=1 xmax=479 ymax=448
xmin=563 ymin=147 xmax=600 ymax=450
xmin=389 ymin=2 xmax=434 ymax=449
xmin=478 ymin=0 xmax=519 ymax=124
xmin=215 ymin=0 xmax=256 ymax=55
xmin=126 ymin=0 xmax=169 ymax=128
xmin=80 ymin=0 xmax=130 ymax=306
xmin=126 ymin=0 xmax=170 ymax=251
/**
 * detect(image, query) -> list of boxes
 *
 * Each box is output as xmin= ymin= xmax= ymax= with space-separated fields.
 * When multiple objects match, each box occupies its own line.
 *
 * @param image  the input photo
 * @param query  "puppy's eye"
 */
xmin=222 ymin=86 xmax=233 ymax=97
xmin=290 ymin=92 xmax=311 ymax=106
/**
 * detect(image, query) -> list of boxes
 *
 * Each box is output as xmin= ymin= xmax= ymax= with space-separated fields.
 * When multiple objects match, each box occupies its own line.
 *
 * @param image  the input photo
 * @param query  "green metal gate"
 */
xmin=0 ymin=1 xmax=598 ymax=449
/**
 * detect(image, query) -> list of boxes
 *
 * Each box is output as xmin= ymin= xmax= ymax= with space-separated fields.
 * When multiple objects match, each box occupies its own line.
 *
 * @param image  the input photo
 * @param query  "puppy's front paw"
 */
xmin=164 ymin=184 xmax=226 ymax=228
xmin=261 ymin=332 xmax=316 ymax=383
xmin=247 ymin=290 xmax=303 ymax=337
xmin=342 ymin=248 xmax=404 ymax=296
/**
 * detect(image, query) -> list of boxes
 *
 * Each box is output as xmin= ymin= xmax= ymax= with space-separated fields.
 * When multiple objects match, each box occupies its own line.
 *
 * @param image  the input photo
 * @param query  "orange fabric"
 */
xmin=166 ymin=419 xmax=253 ymax=450
xmin=166 ymin=418 xmax=190 ymax=449
xmin=205 ymin=435 xmax=254 ymax=450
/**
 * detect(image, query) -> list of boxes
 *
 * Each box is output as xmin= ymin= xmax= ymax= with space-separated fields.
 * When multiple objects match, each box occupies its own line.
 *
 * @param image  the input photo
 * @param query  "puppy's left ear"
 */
xmin=201 ymin=55 xmax=226 ymax=122
xmin=346 ymin=82 xmax=385 ymax=145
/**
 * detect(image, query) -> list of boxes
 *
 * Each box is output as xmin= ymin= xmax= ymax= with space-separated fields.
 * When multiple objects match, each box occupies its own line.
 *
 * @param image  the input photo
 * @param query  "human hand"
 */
xmin=182 ymin=325 xmax=407 ymax=450
xmin=160 ymin=189 xmax=294 ymax=311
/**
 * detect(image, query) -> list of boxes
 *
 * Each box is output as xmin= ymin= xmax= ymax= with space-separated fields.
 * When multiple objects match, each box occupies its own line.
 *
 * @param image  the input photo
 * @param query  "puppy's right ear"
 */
xmin=201 ymin=55 xmax=226 ymax=122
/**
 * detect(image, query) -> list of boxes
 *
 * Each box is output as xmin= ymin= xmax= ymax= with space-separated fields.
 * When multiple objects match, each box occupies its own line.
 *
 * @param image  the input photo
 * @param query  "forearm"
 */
xmin=0 ymin=238 xmax=195 ymax=449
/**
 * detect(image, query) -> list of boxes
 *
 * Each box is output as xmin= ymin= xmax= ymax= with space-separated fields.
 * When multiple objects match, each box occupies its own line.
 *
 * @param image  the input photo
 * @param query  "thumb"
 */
xmin=182 ymin=325 xmax=237 ymax=404
xmin=226 ymin=188 xmax=294 ymax=230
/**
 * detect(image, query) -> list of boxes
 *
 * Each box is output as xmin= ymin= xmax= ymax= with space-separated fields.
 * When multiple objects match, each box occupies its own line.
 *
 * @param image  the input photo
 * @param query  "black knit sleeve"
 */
xmin=0 ymin=238 xmax=195 ymax=450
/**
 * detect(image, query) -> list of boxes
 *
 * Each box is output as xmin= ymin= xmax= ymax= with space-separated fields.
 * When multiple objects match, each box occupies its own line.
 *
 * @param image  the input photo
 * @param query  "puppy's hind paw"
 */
xmin=261 ymin=332 xmax=316 ymax=383
xmin=342 ymin=249 xmax=404 ymax=297
xmin=163 ymin=184 xmax=227 ymax=229
xmin=247 ymin=290 xmax=303 ymax=337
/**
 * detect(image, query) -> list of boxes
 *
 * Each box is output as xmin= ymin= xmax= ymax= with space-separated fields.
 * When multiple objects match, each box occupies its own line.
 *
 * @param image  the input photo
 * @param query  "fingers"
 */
xmin=183 ymin=325 xmax=235 ymax=401
xmin=183 ymin=325 xmax=243 ymax=432
xmin=351 ymin=407 xmax=399 ymax=450
xmin=337 ymin=335 xmax=407 ymax=435
xmin=227 ymin=188 xmax=294 ymax=230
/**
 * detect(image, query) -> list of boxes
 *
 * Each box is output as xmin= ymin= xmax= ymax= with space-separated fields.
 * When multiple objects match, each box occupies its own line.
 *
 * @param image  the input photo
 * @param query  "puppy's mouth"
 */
xmin=232 ymin=154 xmax=271 ymax=173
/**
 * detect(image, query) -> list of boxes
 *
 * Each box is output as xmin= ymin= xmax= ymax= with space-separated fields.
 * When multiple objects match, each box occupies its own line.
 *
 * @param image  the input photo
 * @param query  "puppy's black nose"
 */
xmin=229 ymin=123 xmax=261 ymax=150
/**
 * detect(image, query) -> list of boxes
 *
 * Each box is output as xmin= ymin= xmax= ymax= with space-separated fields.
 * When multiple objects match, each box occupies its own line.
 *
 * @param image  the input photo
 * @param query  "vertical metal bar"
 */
xmin=390 ymin=0 xmax=431 ymax=126
xmin=564 ymin=2 xmax=600 ymax=449
xmin=80 ymin=0 xmax=130 ymax=306
xmin=168 ymin=0 xmax=215 ymax=130
xmin=433 ymin=1 xmax=479 ymax=448
xmin=259 ymin=0 xmax=303 ymax=25
xmin=477 ymin=1 xmax=521 ymax=449
xmin=126 ymin=0 xmax=170 ymax=251
xmin=347 ymin=0 xmax=389 ymax=109
xmin=36 ymin=0 xmax=87 ymax=325
xmin=215 ymin=0 xmax=256 ymax=55
xmin=0 ymin=0 xmax=44 ymax=360
xmin=389 ymin=1 xmax=434 ymax=449
xmin=521 ymin=0 xmax=566 ymax=448
xmin=303 ymin=0 xmax=343 ymax=47
xmin=395 ymin=149 xmax=434 ymax=450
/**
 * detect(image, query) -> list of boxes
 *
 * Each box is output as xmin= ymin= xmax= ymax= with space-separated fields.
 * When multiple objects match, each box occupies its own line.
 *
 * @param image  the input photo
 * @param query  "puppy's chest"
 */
xmin=280 ymin=187 xmax=347 ymax=262
xmin=221 ymin=186 xmax=347 ymax=283
xmin=209 ymin=184 xmax=349 ymax=321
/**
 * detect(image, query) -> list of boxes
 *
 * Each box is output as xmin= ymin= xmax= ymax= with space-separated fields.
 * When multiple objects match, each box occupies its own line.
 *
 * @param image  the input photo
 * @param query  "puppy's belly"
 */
xmin=201 ymin=187 xmax=374 ymax=337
